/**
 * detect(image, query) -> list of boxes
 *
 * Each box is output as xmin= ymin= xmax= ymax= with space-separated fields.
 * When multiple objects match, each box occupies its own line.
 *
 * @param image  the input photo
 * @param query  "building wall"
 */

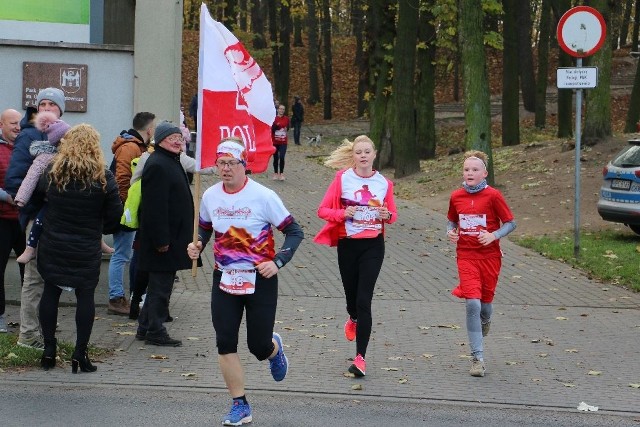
xmin=0 ymin=41 xmax=134 ymax=162
xmin=134 ymin=0 xmax=182 ymax=125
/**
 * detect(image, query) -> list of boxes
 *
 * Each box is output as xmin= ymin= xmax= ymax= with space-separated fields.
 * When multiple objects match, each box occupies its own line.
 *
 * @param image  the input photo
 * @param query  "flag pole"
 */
xmin=191 ymin=172 xmax=201 ymax=277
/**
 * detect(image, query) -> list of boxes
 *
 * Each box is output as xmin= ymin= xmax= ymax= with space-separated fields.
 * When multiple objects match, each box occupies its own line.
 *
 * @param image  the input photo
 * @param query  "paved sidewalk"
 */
xmin=2 ymin=135 xmax=639 ymax=416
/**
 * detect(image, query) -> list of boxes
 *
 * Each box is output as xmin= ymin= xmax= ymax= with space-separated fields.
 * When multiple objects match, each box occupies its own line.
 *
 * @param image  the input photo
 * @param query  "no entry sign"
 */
xmin=557 ymin=6 xmax=606 ymax=58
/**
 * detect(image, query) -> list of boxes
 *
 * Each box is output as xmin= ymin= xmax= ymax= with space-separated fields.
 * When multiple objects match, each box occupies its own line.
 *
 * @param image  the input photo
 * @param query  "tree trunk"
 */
xmin=293 ymin=15 xmax=304 ymax=47
xmin=551 ymin=0 xmax=573 ymax=138
xmin=223 ymin=0 xmax=236 ymax=30
xmin=459 ymin=0 xmax=494 ymax=183
xmin=352 ymin=0 xmax=367 ymax=117
xmin=584 ymin=0 xmax=613 ymax=144
xmin=391 ymin=0 xmax=419 ymax=178
xmin=415 ymin=0 xmax=437 ymax=159
xmin=624 ymin=58 xmax=640 ymax=132
xmin=238 ymin=0 xmax=247 ymax=31
xmin=367 ymin=0 xmax=395 ymax=166
xmin=321 ymin=0 xmax=332 ymax=119
xmin=277 ymin=1 xmax=292 ymax=109
xmin=251 ymin=0 xmax=267 ymax=49
xmin=268 ymin=1 xmax=280 ymax=100
xmin=619 ymin=0 xmax=633 ymax=47
xmin=305 ymin=0 xmax=321 ymax=105
xmin=517 ymin=0 xmax=536 ymax=112
xmin=535 ymin=0 xmax=551 ymax=128
xmin=632 ymin=0 xmax=640 ymax=52
xmin=502 ymin=0 xmax=520 ymax=147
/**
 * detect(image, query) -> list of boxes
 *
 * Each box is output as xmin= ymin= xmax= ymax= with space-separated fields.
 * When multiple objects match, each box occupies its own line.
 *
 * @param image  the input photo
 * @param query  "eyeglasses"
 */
xmin=216 ymin=160 xmax=241 ymax=168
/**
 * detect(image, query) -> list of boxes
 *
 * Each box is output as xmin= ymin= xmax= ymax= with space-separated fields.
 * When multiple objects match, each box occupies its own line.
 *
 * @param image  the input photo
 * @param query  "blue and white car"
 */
xmin=597 ymin=139 xmax=640 ymax=235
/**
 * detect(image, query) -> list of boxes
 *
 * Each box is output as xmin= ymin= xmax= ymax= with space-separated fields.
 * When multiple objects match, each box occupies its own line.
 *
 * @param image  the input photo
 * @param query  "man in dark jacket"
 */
xmin=5 ymin=87 xmax=64 ymax=349
xmin=136 ymin=121 xmax=193 ymax=346
xmin=291 ymin=95 xmax=304 ymax=145
xmin=0 ymin=109 xmax=26 ymax=333
xmin=107 ymin=112 xmax=155 ymax=316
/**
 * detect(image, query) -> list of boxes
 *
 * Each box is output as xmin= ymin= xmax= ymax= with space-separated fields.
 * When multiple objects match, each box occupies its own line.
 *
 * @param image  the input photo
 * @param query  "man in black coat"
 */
xmin=136 ymin=121 xmax=193 ymax=346
xmin=291 ymin=95 xmax=304 ymax=145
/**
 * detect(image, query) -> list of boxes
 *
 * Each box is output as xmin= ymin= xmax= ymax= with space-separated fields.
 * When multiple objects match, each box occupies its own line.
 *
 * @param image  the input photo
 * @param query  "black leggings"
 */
xmin=211 ymin=270 xmax=278 ymax=360
xmin=40 ymin=283 xmax=95 ymax=352
xmin=273 ymin=144 xmax=287 ymax=173
xmin=337 ymin=235 xmax=385 ymax=357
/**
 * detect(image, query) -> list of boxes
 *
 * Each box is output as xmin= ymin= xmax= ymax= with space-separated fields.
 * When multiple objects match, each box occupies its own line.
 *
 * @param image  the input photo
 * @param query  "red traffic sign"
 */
xmin=557 ymin=6 xmax=606 ymax=58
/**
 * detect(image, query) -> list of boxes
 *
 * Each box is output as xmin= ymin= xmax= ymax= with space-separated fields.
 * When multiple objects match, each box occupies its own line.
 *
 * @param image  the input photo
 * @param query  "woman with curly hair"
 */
xmin=33 ymin=124 xmax=123 ymax=372
xmin=314 ymin=135 xmax=397 ymax=377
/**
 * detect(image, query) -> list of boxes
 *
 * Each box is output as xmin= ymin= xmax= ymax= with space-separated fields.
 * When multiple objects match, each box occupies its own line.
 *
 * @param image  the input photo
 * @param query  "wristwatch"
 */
xmin=274 ymin=258 xmax=284 ymax=269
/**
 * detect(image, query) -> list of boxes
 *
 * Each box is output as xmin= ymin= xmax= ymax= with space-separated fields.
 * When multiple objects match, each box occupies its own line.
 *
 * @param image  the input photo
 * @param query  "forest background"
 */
xmin=178 ymin=0 xmax=640 ymax=241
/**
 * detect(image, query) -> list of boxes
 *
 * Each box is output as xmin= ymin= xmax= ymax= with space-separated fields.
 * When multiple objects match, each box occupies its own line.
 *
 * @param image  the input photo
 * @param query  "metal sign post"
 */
xmin=556 ymin=6 xmax=606 ymax=258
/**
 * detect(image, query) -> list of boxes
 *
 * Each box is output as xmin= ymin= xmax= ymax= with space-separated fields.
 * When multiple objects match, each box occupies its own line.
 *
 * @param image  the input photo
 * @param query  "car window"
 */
xmin=612 ymin=145 xmax=640 ymax=168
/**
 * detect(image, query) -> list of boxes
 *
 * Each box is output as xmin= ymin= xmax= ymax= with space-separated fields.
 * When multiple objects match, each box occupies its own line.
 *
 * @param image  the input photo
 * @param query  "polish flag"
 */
xmin=196 ymin=4 xmax=275 ymax=173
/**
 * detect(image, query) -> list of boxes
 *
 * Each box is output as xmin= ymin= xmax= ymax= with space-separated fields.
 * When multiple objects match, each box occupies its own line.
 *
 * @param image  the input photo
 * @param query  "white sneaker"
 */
xmin=470 ymin=358 xmax=485 ymax=377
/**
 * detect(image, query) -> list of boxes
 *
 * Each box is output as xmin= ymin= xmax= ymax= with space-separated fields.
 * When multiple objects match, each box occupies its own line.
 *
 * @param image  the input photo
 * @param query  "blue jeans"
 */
xmin=107 ymin=229 xmax=135 ymax=299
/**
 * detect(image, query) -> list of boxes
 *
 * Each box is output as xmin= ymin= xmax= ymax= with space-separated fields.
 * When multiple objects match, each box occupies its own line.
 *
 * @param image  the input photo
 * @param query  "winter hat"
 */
xmin=35 ymin=111 xmax=71 ymax=145
xmin=216 ymin=138 xmax=247 ymax=166
xmin=36 ymin=87 xmax=66 ymax=115
xmin=154 ymin=121 xmax=181 ymax=145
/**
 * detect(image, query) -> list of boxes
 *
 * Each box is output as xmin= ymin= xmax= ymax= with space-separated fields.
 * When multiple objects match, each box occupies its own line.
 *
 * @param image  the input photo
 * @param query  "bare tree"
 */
xmin=517 ymin=0 xmax=536 ymax=112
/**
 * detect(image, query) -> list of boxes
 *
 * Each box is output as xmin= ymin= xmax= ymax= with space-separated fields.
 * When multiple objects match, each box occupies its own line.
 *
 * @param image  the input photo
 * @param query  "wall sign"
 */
xmin=23 ymin=62 xmax=88 ymax=112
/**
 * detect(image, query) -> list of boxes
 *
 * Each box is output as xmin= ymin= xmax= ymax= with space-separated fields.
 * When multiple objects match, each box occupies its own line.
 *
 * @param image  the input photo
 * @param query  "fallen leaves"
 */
xmin=150 ymin=354 xmax=168 ymax=360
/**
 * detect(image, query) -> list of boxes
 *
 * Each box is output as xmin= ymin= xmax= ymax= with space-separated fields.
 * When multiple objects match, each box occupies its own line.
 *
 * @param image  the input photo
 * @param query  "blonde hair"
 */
xmin=324 ymin=135 xmax=375 ymax=169
xmin=49 ymin=124 xmax=107 ymax=192
xmin=463 ymin=150 xmax=488 ymax=169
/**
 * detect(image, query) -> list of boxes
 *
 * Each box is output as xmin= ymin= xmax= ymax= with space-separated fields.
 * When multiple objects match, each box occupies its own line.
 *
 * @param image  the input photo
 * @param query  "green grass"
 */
xmin=513 ymin=230 xmax=640 ymax=292
xmin=0 ymin=333 xmax=112 ymax=371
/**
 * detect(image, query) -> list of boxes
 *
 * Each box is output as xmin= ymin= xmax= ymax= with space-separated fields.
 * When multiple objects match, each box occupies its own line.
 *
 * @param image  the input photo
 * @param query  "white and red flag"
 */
xmin=196 ymin=3 xmax=275 ymax=173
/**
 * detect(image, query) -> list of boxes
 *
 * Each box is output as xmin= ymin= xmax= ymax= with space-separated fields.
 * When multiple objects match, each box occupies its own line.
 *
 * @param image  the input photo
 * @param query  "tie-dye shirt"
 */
xmin=199 ymin=178 xmax=294 ymax=270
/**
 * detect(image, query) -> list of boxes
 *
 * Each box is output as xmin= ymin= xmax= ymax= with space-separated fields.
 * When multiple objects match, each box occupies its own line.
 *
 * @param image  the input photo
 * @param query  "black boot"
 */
xmin=129 ymin=296 xmax=141 ymax=320
xmin=71 ymin=348 xmax=97 ymax=373
xmin=41 ymin=338 xmax=56 ymax=370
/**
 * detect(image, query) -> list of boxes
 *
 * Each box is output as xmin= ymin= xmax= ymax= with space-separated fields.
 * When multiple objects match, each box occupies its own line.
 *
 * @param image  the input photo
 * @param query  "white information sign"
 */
xmin=556 ymin=67 xmax=598 ymax=89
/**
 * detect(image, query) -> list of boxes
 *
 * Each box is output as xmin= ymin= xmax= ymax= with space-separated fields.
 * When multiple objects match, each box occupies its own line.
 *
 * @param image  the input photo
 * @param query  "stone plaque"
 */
xmin=23 ymin=62 xmax=88 ymax=112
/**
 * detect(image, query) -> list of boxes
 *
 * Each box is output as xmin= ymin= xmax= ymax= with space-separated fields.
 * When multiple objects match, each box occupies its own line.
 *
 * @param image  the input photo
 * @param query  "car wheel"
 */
xmin=629 ymin=224 xmax=640 ymax=236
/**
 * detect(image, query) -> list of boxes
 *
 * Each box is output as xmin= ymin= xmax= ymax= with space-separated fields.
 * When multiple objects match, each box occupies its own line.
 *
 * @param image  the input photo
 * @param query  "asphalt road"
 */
xmin=2 ymin=382 xmax=637 ymax=427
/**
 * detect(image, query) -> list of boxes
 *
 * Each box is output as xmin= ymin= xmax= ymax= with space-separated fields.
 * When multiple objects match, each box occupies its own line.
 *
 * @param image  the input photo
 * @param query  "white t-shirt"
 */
xmin=340 ymin=168 xmax=388 ymax=238
xmin=199 ymin=178 xmax=293 ymax=270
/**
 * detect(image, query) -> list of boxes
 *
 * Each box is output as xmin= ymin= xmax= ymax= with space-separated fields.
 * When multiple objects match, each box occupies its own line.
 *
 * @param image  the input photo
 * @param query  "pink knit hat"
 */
xmin=35 ymin=111 xmax=71 ymax=145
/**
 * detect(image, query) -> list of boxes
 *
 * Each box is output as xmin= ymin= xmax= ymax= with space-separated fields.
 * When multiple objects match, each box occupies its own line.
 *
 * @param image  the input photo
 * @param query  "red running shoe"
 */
xmin=348 ymin=353 xmax=366 ymax=377
xmin=344 ymin=317 xmax=357 ymax=341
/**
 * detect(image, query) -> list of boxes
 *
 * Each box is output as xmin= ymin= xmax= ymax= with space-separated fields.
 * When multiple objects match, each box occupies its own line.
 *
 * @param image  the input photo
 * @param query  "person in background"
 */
xmin=271 ymin=104 xmax=289 ymax=181
xmin=0 ymin=109 xmax=26 ymax=333
xmin=446 ymin=150 xmax=516 ymax=377
xmin=14 ymin=112 xmax=70 ymax=264
xmin=107 ymin=112 xmax=155 ymax=316
xmin=314 ymin=135 xmax=397 ymax=378
xmin=34 ymin=124 xmax=122 ymax=372
xmin=187 ymin=137 xmax=303 ymax=426
xmin=4 ymin=87 xmax=65 ymax=350
xmin=189 ymin=93 xmax=198 ymax=130
xmin=291 ymin=95 xmax=304 ymax=146
xmin=135 ymin=121 xmax=193 ymax=347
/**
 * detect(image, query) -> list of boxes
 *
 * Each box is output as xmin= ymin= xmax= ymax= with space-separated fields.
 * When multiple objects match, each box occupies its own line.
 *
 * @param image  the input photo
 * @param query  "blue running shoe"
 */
xmin=223 ymin=399 xmax=252 ymax=426
xmin=269 ymin=332 xmax=289 ymax=381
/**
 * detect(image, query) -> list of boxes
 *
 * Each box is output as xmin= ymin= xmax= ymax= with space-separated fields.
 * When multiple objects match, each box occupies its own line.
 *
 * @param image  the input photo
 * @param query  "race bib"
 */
xmin=274 ymin=128 xmax=287 ymax=139
xmin=459 ymin=213 xmax=487 ymax=235
xmin=352 ymin=206 xmax=382 ymax=230
xmin=220 ymin=269 xmax=257 ymax=295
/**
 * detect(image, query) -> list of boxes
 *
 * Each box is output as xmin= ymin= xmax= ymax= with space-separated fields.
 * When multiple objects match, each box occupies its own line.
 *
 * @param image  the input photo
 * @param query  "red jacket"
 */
xmin=0 ymin=139 xmax=19 ymax=220
xmin=271 ymin=115 xmax=290 ymax=145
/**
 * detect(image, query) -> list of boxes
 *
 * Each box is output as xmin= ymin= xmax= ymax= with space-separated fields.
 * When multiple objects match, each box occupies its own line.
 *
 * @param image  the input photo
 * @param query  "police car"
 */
xmin=597 ymin=139 xmax=640 ymax=235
